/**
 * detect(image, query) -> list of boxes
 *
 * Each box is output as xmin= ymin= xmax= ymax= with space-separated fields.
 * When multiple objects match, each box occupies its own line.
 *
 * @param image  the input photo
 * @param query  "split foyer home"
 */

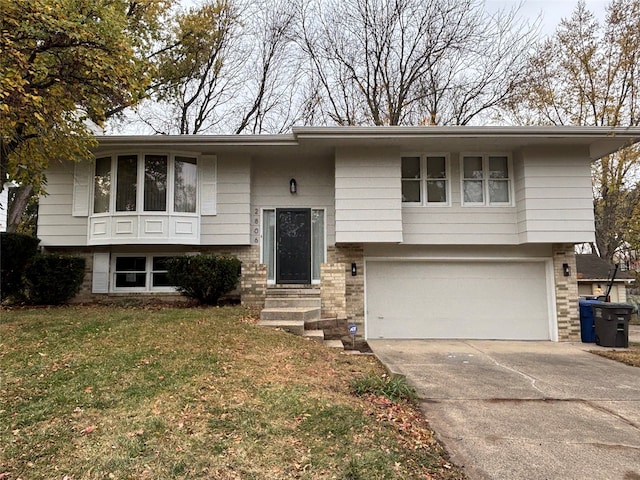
xmin=37 ymin=126 xmax=640 ymax=342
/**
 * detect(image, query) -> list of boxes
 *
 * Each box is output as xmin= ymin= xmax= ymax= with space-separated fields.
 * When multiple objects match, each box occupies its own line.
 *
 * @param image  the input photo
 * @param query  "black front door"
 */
xmin=276 ymin=208 xmax=311 ymax=284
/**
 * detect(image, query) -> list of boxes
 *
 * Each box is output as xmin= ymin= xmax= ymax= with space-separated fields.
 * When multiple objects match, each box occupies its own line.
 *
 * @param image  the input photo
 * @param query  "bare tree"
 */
xmin=151 ymin=0 xmax=240 ymax=134
xmin=295 ymin=0 xmax=538 ymax=126
xmin=508 ymin=0 xmax=640 ymax=261
xmin=232 ymin=0 xmax=299 ymax=134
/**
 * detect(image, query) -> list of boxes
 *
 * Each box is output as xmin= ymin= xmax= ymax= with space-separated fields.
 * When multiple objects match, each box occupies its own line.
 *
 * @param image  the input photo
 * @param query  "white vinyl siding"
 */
xmin=516 ymin=147 xmax=595 ymax=243
xmin=72 ymin=160 xmax=92 ymax=217
xmin=199 ymin=154 xmax=217 ymax=215
xmin=335 ymin=147 xmax=403 ymax=243
xmin=250 ymin=155 xmax=335 ymax=247
xmin=38 ymin=161 xmax=89 ymax=246
xmin=200 ymin=154 xmax=250 ymax=245
xmin=402 ymin=154 xmax=518 ymax=244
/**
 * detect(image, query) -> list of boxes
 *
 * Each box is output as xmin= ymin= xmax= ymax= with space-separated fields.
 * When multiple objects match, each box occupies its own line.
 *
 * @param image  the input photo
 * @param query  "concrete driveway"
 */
xmin=368 ymin=340 xmax=640 ymax=480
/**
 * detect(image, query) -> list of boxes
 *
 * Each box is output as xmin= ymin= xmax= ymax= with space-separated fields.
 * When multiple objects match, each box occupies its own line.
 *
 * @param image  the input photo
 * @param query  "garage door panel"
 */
xmin=366 ymin=261 xmax=550 ymax=340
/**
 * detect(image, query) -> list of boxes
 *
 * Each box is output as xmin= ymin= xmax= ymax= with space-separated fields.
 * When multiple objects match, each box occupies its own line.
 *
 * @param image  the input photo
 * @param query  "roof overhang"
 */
xmin=94 ymin=126 xmax=640 ymax=160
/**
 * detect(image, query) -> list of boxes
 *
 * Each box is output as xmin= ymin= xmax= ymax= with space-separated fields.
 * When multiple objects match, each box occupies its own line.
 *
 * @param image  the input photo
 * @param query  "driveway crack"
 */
xmin=465 ymin=341 xmax=546 ymax=396
xmin=585 ymin=400 xmax=640 ymax=431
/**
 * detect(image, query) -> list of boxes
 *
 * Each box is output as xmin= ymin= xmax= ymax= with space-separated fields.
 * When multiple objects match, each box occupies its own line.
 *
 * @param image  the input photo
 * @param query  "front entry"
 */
xmin=276 ymin=208 xmax=311 ymax=284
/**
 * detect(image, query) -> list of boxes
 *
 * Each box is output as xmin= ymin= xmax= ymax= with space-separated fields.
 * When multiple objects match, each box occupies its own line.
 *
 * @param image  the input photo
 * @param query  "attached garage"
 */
xmin=365 ymin=260 xmax=554 ymax=340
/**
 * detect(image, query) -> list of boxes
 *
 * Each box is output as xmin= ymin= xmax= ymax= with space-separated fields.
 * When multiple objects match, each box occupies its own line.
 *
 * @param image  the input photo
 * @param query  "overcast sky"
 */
xmin=486 ymin=0 xmax=609 ymax=34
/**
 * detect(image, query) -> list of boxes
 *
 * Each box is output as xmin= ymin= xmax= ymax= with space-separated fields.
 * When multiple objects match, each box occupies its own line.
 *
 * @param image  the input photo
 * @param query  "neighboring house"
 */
xmin=576 ymin=254 xmax=635 ymax=303
xmin=37 ymin=126 xmax=640 ymax=341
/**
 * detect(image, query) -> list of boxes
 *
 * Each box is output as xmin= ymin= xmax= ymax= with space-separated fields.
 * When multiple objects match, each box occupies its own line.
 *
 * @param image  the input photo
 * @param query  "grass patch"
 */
xmin=1 ymin=305 xmax=464 ymax=479
xmin=592 ymin=342 xmax=640 ymax=367
xmin=351 ymin=372 xmax=417 ymax=402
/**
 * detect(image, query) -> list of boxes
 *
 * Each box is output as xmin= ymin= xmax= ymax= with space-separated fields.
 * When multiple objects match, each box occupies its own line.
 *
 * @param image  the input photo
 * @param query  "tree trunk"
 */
xmin=7 ymin=184 xmax=34 ymax=233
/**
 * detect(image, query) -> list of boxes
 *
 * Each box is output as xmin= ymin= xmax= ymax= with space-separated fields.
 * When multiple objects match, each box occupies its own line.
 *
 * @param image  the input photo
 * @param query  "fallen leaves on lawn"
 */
xmin=365 ymin=394 xmax=437 ymax=450
xmin=80 ymin=425 xmax=96 ymax=435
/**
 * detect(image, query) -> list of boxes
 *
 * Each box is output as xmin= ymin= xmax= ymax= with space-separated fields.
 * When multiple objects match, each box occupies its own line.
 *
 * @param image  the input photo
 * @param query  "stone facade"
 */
xmin=553 ymin=243 xmax=580 ymax=341
xmin=328 ymin=244 xmax=365 ymax=331
xmin=320 ymin=263 xmax=347 ymax=319
xmin=240 ymin=263 xmax=267 ymax=309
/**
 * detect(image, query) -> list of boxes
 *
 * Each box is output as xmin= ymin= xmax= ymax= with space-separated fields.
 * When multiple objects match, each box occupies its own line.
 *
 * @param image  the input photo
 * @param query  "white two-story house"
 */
xmin=37 ymin=126 xmax=640 ymax=341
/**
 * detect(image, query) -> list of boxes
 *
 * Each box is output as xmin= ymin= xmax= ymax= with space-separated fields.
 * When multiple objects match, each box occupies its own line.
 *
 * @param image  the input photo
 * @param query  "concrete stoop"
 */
xmin=258 ymin=288 xmax=345 ymax=350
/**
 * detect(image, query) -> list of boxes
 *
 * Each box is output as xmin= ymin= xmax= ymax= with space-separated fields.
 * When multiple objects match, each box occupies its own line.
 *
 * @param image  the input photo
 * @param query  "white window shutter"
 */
xmin=199 ymin=154 xmax=217 ymax=215
xmin=92 ymin=252 xmax=110 ymax=293
xmin=72 ymin=160 xmax=93 ymax=217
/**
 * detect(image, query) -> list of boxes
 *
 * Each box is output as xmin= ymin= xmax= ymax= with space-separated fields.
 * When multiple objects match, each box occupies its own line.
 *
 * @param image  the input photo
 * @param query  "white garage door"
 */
xmin=366 ymin=261 xmax=551 ymax=340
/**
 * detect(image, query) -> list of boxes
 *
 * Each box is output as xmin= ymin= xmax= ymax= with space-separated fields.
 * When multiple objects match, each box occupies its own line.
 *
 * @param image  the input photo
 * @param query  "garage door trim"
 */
xmin=364 ymin=257 xmax=558 ymax=341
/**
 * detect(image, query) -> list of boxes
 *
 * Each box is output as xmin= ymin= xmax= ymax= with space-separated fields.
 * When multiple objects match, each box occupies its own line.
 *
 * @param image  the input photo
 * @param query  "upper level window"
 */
xmin=462 ymin=154 xmax=511 ymax=205
xmin=94 ymin=154 xmax=198 ymax=214
xmin=402 ymin=155 xmax=449 ymax=205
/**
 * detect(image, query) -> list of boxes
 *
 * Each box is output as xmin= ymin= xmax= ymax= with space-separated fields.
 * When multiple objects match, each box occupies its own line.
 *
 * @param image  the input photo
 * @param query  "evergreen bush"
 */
xmin=0 ymin=232 xmax=40 ymax=301
xmin=24 ymin=254 xmax=86 ymax=305
xmin=166 ymin=255 xmax=241 ymax=305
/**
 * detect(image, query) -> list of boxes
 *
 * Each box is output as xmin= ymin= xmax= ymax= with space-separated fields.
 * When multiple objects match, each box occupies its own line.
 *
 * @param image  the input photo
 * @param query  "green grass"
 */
xmin=0 ymin=305 xmax=465 ymax=479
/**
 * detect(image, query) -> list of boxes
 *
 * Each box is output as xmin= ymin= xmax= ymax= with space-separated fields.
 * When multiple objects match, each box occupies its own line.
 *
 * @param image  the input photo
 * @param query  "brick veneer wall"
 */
xmin=45 ymin=245 xmax=261 ymax=304
xmin=553 ymin=243 xmax=580 ymax=341
xmin=320 ymin=263 xmax=347 ymax=319
xmin=240 ymin=263 xmax=267 ymax=309
xmin=328 ymin=244 xmax=365 ymax=334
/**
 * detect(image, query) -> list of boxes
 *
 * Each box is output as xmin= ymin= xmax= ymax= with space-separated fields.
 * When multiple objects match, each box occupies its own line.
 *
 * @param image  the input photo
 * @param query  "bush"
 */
xmin=166 ymin=255 xmax=241 ymax=305
xmin=24 ymin=254 xmax=86 ymax=305
xmin=351 ymin=372 xmax=417 ymax=402
xmin=1 ymin=232 xmax=40 ymax=301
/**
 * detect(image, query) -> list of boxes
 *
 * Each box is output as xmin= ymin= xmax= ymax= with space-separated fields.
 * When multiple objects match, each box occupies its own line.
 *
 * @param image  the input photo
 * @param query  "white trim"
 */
xmin=460 ymin=153 xmax=514 ymax=207
xmin=401 ymin=153 xmax=451 ymax=207
xmin=364 ymin=256 xmax=557 ymax=341
xmin=89 ymin=151 xmax=202 ymax=215
xmin=260 ymin=207 xmax=327 ymax=285
xmin=110 ymin=253 xmax=179 ymax=293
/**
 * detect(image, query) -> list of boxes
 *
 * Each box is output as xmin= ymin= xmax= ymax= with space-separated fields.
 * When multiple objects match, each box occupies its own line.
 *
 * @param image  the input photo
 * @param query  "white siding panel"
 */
xmin=199 ymin=154 xmax=217 ymax=215
xmin=72 ymin=160 xmax=92 ymax=217
xmin=38 ymin=162 xmax=88 ymax=246
xmin=402 ymin=207 xmax=518 ymax=244
xmin=200 ymin=154 xmax=251 ymax=245
xmin=518 ymin=146 xmax=595 ymax=243
xmin=251 ymin=155 xmax=335 ymax=246
xmin=335 ymin=147 xmax=402 ymax=243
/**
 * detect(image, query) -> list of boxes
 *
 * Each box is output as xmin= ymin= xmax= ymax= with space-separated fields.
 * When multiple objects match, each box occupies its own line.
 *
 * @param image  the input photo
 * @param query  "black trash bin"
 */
xmin=592 ymin=303 xmax=634 ymax=348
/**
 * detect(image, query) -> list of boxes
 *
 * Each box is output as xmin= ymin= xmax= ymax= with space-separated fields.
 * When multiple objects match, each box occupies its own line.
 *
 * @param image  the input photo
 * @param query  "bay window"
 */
xmin=93 ymin=154 xmax=198 ymax=214
xmin=93 ymin=156 xmax=111 ymax=214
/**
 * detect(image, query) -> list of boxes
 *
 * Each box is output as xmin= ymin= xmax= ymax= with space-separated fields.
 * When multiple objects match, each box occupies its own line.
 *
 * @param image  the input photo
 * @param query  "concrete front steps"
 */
xmin=258 ymin=288 xmax=345 ymax=349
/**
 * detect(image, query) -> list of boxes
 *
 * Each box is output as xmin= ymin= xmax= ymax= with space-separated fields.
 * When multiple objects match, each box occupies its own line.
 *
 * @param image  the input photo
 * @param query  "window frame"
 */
xmin=460 ymin=153 xmax=513 ymax=207
xmin=260 ymin=207 xmax=327 ymax=285
xmin=111 ymin=254 xmax=179 ymax=293
xmin=91 ymin=152 xmax=200 ymax=216
xmin=401 ymin=153 xmax=450 ymax=207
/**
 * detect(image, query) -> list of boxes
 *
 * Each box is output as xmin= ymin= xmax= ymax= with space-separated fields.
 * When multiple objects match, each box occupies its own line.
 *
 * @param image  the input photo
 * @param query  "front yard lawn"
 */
xmin=0 ymin=306 xmax=465 ymax=479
